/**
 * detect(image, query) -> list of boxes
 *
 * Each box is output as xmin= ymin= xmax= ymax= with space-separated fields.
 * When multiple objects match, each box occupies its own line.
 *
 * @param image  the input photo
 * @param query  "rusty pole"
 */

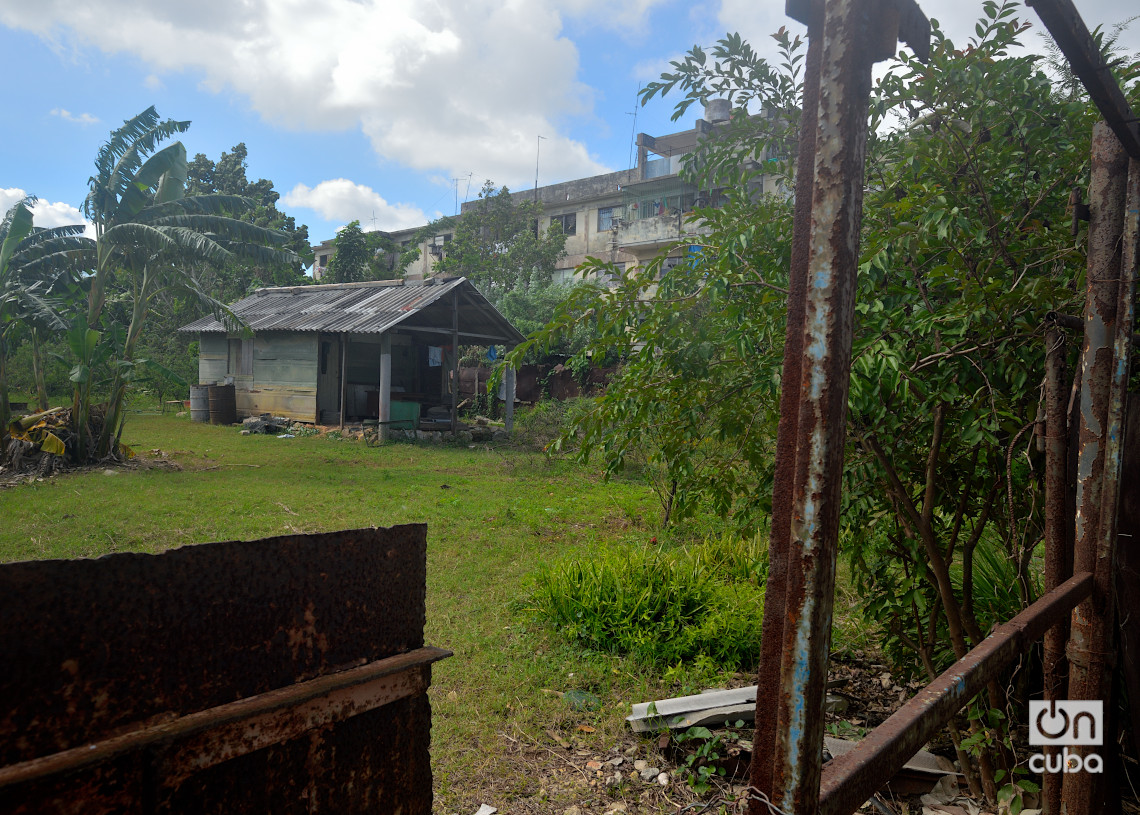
xmin=749 ymin=0 xmax=822 ymax=801
xmin=763 ymin=1 xmax=928 ymax=811
xmin=1041 ymin=322 xmax=1072 ymax=815
xmin=1116 ymin=393 xmax=1140 ymax=762
xmin=1062 ymin=122 xmax=1129 ymax=814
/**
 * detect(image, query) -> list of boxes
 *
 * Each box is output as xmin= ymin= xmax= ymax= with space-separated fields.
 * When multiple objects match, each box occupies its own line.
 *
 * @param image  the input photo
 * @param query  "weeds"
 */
xmin=510 ymin=398 xmax=592 ymax=451
xmin=524 ymin=535 xmax=766 ymax=669
xmin=676 ymin=725 xmax=731 ymax=794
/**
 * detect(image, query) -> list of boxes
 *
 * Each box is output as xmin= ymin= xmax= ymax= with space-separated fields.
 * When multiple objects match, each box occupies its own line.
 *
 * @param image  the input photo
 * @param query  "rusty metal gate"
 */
xmin=0 ymin=525 xmax=449 ymax=814
xmin=748 ymin=1 xmax=1140 ymax=814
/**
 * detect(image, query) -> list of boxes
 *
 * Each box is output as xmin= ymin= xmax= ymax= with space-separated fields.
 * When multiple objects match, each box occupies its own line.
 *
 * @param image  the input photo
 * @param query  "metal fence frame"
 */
xmin=748 ymin=1 xmax=1140 ymax=813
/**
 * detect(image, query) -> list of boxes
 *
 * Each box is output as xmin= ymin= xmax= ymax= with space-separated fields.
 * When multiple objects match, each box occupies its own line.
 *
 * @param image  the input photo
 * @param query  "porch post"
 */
xmin=451 ymin=290 xmax=459 ymax=434
xmin=503 ymin=347 xmax=516 ymax=433
xmin=379 ymin=331 xmax=392 ymax=442
xmin=339 ymin=333 xmax=347 ymax=430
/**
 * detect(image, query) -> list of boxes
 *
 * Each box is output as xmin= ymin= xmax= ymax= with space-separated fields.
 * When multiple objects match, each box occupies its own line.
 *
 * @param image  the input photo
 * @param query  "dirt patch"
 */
xmin=448 ymin=654 xmax=978 ymax=815
xmin=0 ymin=448 xmax=182 ymax=489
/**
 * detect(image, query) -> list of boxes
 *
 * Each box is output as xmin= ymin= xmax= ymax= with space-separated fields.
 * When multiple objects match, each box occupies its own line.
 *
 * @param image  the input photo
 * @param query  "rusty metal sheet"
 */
xmin=0 ymin=524 xmax=441 ymax=814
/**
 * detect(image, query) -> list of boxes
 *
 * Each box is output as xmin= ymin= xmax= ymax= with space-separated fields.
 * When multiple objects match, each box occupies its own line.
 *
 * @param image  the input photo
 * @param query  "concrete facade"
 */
xmin=312 ymin=103 xmax=783 ymax=287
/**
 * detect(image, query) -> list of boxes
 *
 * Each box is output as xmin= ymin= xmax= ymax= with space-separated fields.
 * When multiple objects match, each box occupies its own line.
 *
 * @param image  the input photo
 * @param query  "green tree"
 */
xmin=434 ymin=180 xmax=567 ymax=293
xmin=183 ymin=142 xmax=312 ymax=298
xmin=364 ymin=230 xmax=404 ymax=280
xmin=326 ymin=220 xmax=370 ymax=284
xmin=511 ymin=3 xmax=1137 ymax=798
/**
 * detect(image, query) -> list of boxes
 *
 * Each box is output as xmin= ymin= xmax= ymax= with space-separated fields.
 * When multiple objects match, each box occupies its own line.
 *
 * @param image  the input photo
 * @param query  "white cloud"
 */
xmin=50 ymin=108 xmax=99 ymax=125
xmin=0 ymin=188 xmax=94 ymax=238
xmin=0 ymin=0 xmax=684 ymax=189
xmin=715 ymin=0 xmax=787 ymax=61
xmin=282 ymin=179 xmax=427 ymax=232
xmin=143 ymin=74 xmax=164 ymax=91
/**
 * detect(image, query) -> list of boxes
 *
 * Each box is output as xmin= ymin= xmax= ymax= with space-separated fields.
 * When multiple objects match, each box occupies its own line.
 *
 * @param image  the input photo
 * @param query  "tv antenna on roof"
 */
xmin=626 ymin=83 xmax=641 ymax=173
xmin=534 ymin=135 xmax=547 ymax=202
xmin=452 ymin=173 xmax=473 ymax=215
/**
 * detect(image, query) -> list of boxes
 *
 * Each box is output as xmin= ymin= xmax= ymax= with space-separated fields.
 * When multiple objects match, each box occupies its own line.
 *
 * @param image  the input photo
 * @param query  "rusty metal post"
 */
xmin=750 ymin=0 xmax=822 ymax=802
xmin=762 ymin=1 xmax=928 ymax=811
xmin=1117 ymin=394 xmax=1140 ymax=761
xmin=1063 ymin=123 xmax=1130 ymax=814
xmin=1041 ymin=322 xmax=1073 ymax=815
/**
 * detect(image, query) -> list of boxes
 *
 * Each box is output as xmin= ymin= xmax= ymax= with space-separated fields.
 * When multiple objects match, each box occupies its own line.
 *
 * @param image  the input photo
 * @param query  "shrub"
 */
xmin=525 ymin=536 xmax=766 ymax=669
xmin=510 ymin=397 xmax=592 ymax=451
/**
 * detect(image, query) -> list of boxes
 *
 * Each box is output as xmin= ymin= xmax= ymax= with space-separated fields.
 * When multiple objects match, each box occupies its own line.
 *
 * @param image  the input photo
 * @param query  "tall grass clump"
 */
xmin=525 ymin=536 xmax=766 ymax=669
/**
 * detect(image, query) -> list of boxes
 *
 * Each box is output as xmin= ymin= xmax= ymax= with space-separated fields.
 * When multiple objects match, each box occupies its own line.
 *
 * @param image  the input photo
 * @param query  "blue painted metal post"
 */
xmin=762 ymin=1 xmax=928 ymax=812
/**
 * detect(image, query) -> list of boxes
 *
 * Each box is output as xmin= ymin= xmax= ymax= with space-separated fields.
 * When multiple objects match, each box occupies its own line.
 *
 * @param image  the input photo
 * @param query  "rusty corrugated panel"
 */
xmin=0 ymin=525 xmax=447 ymax=815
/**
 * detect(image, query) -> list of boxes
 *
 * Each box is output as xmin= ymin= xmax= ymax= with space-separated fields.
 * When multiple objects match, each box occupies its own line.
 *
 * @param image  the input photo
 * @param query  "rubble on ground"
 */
xmin=239 ymin=415 xmax=294 ymax=435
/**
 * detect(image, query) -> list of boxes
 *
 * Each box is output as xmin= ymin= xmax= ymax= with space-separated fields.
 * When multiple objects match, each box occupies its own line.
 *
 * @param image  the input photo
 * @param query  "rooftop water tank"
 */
xmin=704 ymin=99 xmax=731 ymax=123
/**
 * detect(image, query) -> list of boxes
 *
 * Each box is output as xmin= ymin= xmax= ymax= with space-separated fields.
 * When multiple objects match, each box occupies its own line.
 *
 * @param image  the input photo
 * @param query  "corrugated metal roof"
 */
xmin=179 ymin=277 xmax=526 ymax=344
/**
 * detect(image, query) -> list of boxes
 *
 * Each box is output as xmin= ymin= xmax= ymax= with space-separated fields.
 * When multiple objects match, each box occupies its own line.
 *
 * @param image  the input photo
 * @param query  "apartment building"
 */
xmin=312 ymin=100 xmax=782 ymax=285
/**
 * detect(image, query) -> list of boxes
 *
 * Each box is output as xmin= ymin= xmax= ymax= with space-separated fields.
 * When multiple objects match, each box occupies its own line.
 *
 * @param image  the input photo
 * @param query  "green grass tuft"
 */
xmin=525 ymin=535 xmax=766 ymax=670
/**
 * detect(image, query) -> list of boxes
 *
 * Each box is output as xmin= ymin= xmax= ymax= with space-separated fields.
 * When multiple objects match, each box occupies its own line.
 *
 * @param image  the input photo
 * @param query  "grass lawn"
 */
xmin=0 ymin=409 xmax=728 ymax=813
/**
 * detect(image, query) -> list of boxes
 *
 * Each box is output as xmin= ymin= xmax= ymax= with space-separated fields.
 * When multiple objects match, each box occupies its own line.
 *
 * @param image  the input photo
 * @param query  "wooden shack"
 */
xmin=179 ymin=277 xmax=525 ymax=430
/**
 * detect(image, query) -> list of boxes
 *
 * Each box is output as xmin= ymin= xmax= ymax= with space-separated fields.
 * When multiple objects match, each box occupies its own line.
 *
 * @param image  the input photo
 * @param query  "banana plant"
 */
xmin=79 ymin=107 xmax=300 ymax=459
xmin=0 ymin=199 xmax=90 ymax=434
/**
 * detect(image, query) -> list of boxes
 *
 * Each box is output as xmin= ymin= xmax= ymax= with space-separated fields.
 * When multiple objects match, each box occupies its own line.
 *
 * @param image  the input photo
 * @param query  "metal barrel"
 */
xmin=207 ymin=384 xmax=237 ymax=425
xmin=189 ymin=385 xmax=210 ymax=423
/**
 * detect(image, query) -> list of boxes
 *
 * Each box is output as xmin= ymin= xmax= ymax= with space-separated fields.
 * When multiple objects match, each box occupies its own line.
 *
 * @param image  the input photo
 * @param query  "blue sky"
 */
xmin=1 ymin=0 xmax=1136 ymax=258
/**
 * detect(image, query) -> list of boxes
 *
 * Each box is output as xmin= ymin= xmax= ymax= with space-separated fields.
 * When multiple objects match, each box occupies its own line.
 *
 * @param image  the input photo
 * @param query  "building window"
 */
xmin=318 ymin=254 xmax=329 ymax=268
xmin=597 ymin=207 xmax=616 ymax=231
xmin=550 ymin=213 xmax=576 ymax=236
xmin=551 ymin=267 xmax=576 ymax=286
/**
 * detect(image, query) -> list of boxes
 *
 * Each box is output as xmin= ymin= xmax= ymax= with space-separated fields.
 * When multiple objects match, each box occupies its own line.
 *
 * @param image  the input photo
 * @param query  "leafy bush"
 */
xmin=510 ymin=397 xmax=592 ymax=451
xmin=858 ymin=535 xmax=1042 ymax=678
xmin=524 ymin=536 xmax=766 ymax=669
